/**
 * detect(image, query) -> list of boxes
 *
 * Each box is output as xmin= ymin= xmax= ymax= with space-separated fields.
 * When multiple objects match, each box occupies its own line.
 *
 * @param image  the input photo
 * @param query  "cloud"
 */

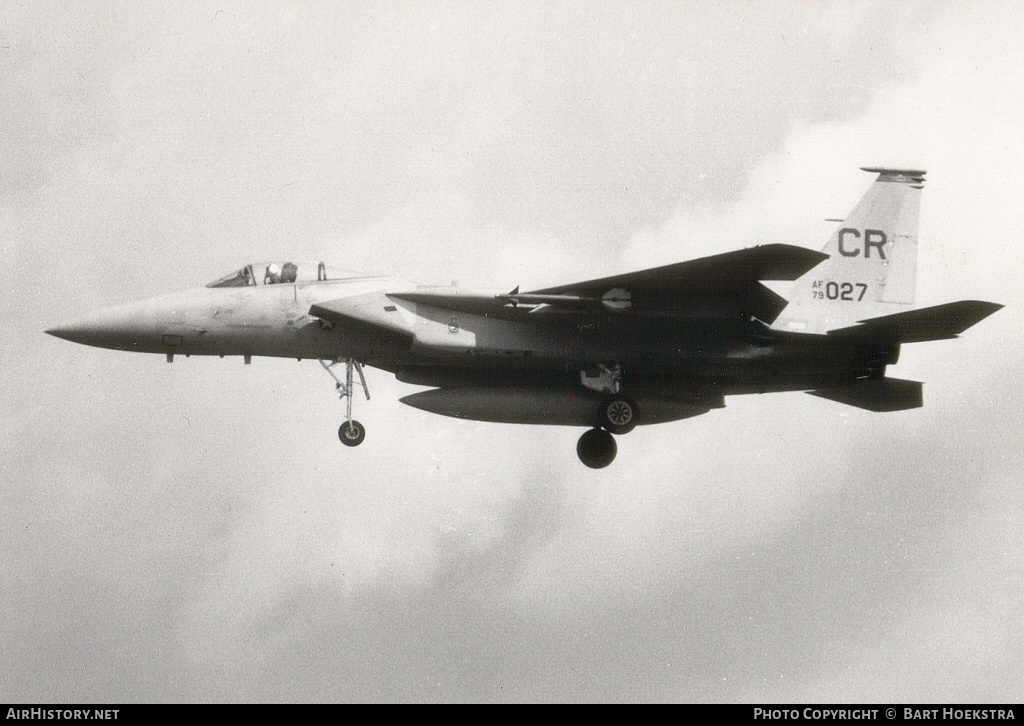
xmin=3 ymin=0 xmax=1022 ymax=703
xmin=0 ymin=4 xmax=120 ymax=195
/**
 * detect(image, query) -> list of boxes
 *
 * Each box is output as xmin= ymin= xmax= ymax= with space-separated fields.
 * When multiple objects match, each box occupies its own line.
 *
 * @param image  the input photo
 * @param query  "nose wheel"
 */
xmin=339 ymin=420 xmax=366 ymax=446
xmin=320 ymin=358 xmax=370 ymax=447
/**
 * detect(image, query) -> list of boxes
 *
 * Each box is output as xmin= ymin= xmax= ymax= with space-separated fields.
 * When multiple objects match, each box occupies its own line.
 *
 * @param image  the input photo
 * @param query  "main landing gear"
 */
xmin=576 ymin=363 xmax=639 ymax=468
xmin=599 ymin=393 xmax=638 ymax=435
xmin=576 ymin=395 xmax=639 ymax=469
xmin=577 ymin=428 xmax=617 ymax=469
xmin=320 ymin=358 xmax=370 ymax=447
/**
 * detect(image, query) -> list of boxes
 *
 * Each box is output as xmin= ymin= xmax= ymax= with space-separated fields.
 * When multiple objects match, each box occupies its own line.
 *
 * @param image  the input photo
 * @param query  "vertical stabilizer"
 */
xmin=773 ymin=168 xmax=925 ymax=334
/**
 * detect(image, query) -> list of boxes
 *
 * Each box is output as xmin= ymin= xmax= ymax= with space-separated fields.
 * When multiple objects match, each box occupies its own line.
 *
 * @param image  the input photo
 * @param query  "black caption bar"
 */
xmin=2 ymin=704 xmax=1020 ymax=713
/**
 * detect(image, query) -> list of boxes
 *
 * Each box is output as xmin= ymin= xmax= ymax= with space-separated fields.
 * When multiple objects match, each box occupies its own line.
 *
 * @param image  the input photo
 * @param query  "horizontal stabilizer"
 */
xmin=827 ymin=300 xmax=1003 ymax=343
xmin=808 ymin=377 xmax=923 ymax=412
xmin=860 ymin=167 xmax=927 ymax=184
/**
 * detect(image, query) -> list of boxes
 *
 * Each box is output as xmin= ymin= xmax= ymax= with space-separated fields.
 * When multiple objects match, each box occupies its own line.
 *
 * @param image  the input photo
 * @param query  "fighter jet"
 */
xmin=47 ymin=168 xmax=1001 ymax=467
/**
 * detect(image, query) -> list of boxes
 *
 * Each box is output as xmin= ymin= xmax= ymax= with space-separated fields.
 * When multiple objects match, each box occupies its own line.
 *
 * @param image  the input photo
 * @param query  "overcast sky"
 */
xmin=2 ymin=1 xmax=1023 ymax=703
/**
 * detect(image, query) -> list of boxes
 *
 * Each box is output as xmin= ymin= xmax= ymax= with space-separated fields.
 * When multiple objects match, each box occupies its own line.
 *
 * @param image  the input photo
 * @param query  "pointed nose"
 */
xmin=45 ymin=304 xmax=155 ymax=350
xmin=45 ymin=324 xmax=82 ymax=343
xmin=46 ymin=320 xmax=104 ymax=343
xmin=46 ymin=312 xmax=125 ymax=347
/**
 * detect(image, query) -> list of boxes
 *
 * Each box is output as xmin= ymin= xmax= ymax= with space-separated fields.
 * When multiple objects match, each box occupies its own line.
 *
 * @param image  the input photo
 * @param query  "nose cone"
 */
xmin=46 ymin=303 xmax=157 ymax=351
xmin=45 ymin=323 xmax=87 ymax=343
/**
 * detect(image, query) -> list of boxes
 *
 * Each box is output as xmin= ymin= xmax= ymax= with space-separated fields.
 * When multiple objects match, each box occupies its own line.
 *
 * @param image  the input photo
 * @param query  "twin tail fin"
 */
xmin=774 ymin=168 xmax=926 ymax=334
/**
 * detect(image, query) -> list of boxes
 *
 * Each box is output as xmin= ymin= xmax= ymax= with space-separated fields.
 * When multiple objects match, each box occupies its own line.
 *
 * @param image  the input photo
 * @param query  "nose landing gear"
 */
xmin=338 ymin=420 xmax=366 ymax=447
xmin=320 ymin=358 xmax=370 ymax=447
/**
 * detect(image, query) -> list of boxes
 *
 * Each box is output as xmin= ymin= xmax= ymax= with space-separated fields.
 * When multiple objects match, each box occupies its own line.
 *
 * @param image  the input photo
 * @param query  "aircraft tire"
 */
xmin=600 ymin=395 xmax=638 ymax=434
xmin=577 ymin=428 xmax=617 ymax=469
xmin=338 ymin=420 xmax=366 ymax=447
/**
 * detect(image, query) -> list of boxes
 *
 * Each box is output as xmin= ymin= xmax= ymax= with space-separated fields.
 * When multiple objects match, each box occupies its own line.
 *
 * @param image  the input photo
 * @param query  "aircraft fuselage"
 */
xmin=48 ymin=276 xmax=892 ymax=396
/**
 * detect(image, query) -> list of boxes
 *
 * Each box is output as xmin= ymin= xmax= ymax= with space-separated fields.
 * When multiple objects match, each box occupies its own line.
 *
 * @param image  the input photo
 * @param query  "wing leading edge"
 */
xmin=530 ymin=243 xmax=828 ymax=296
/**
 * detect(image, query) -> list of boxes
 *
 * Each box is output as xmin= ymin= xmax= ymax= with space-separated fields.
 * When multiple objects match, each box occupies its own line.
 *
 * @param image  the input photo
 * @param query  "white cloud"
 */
xmin=5 ymin=0 xmax=1023 ymax=702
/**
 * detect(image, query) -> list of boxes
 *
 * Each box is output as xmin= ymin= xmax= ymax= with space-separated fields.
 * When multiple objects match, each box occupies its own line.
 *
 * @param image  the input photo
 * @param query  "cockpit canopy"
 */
xmin=206 ymin=261 xmax=360 ymax=288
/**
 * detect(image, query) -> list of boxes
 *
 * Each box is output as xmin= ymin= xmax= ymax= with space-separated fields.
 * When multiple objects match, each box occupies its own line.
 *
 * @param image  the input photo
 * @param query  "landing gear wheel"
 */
xmin=338 ymin=420 xmax=366 ymax=447
xmin=577 ymin=428 xmax=617 ymax=469
xmin=321 ymin=358 xmax=371 ymax=449
xmin=600 ymin=395 xmax=638 ymax=434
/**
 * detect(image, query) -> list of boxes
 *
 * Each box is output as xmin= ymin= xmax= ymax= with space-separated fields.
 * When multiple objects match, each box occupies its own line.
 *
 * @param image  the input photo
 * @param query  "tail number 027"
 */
xmin=811 ymin=281 xmax=867 ymax=301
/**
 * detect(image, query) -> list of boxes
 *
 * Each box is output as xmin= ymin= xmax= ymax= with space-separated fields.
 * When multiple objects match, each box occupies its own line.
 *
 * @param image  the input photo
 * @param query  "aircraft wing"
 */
xmin=310 ymin=245 xmax=827 ymax=331
xmin=392 ymin=244 xmax=828 ymax=324
xmin=524 ymin=243 xmax=828 ymax=323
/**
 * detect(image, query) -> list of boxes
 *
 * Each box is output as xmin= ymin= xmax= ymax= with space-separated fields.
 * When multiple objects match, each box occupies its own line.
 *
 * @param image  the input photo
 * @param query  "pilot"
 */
xmin=264 ymin=263 xmax=282 ymax=284
xmin=281 ymin=261 xmax=298 ymax=284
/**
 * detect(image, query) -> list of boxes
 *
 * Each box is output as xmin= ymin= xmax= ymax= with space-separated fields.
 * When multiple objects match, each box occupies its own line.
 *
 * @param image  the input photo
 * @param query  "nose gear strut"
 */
xmin=320 ymin=358 xmax=370 ymax=446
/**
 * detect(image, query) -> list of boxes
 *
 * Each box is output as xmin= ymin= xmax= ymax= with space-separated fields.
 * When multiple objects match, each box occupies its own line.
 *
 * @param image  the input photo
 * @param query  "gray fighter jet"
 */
xmin=48 ymin=168 xmax=1001 ymax=467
